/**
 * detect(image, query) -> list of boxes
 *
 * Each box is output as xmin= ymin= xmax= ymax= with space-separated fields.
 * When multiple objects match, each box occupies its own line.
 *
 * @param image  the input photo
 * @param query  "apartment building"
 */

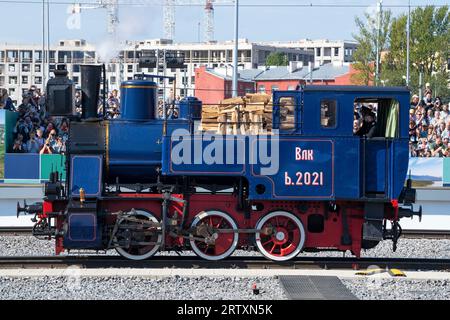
xmin=0 ymin=38 xmax=314 ymax=102
xmin=262 ymin=39 xmax=358 ymax=67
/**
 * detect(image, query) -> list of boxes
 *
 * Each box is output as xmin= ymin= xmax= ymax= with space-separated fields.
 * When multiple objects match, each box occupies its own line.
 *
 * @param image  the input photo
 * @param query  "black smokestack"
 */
xmin=80 ymin=65 xmax=102 ymax=119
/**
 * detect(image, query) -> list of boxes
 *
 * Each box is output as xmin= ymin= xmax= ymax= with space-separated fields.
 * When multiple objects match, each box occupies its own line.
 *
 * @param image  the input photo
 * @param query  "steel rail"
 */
xmin=402 ymin=229 xmax=450 ymax=239
xmin=0 ymin=255 xmax=449 ymax=271
xmin=0 ymin=227 xmax=33 ymax=235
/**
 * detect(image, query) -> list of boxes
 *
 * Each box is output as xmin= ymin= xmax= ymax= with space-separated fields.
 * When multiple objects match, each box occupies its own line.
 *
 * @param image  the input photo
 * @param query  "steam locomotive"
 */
xmin=18 ymin=64 xmax=421 ymax=261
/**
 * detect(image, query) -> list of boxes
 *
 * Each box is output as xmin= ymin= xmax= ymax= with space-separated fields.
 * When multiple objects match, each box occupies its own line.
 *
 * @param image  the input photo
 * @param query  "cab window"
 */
xmin=279 ymin=97 xmax=295 ymax=131
xmin=320 ymin=99 xmax=337 ymax=128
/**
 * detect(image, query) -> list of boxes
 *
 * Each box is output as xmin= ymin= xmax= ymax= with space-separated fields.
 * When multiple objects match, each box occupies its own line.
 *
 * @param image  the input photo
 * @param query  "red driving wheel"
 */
xmin=255 ymin=211 xmax=306 ymax=261
xmin=189 ymin=210 xmax=239 ymax=261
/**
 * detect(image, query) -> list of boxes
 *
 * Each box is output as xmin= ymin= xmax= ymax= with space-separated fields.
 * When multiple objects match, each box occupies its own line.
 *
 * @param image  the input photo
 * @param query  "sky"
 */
xmin=0 ymin=0 xmax=448 ymax=46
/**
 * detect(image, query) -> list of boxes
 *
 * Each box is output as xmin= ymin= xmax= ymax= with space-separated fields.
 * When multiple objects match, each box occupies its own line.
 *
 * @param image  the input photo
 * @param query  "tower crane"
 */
xmin=70 ymin=0 xmax=119 ymax=37
xmin=163 ymin=0 xmax=234 ymax=42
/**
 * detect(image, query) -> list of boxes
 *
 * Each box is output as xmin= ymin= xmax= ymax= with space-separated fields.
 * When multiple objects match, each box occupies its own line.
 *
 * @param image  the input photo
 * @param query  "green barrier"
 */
xmin=40 ymin=154 xmax=66 ymax=181
xmin=0 ymin=110 xmax=4 ymax=178
xmin=444 ymin=158 xmax=450 ymax=187
xmin=4 ymin=110 xmax=18 ymax=153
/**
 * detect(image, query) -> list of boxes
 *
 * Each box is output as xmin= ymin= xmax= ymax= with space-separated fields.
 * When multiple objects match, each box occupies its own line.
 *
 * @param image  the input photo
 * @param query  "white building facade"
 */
xmin=262 ymin=39 xmax=358 ymax=67
xmin=0 ymin=38 xmax=314 ymax=102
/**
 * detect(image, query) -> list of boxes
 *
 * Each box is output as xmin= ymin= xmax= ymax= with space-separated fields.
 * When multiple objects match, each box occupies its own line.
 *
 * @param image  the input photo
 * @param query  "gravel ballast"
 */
xmin=0 ymin=276 xmax=286 ymax=300
xmin=342 ymin=278 xmax=450 ymax=300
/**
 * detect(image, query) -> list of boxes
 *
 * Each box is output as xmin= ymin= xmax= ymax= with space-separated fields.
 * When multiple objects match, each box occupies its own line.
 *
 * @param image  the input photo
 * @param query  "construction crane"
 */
xmin=163 ymin=0 xmax=234 ymax=42
xmin=70 ymin=0 xmax=119 ymax=37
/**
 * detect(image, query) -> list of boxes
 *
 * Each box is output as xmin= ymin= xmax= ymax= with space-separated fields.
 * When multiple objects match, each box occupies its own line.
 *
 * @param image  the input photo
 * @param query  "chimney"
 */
xmin=80 ymin=65 xmax=102 ymax=120
xmin=288 ymin=61 xmax=303 ymax=73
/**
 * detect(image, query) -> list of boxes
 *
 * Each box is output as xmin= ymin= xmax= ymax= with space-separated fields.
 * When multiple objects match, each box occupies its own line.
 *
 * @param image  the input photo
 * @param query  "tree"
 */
xmin=352 ymin=6 xmax=392 ymax=85
xmin=265 ymin=52 xmax=288 ymax=66
xmin=383 ymin=6 xmax=450 ymax=97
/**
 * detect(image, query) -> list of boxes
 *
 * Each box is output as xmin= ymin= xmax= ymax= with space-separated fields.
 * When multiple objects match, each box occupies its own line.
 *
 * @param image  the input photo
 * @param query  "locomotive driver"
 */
xmin=357 ymin=105 xmax=377 ymax=138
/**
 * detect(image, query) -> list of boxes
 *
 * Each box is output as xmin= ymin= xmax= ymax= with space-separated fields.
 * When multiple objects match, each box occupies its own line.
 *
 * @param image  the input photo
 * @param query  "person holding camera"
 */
xmin=12 ymin=133 xmax=26 ymax=153
xmin=39 ymin=136 xmax=54 ymax=155
xmin=26 ymin=131 xmax=40 ymax=153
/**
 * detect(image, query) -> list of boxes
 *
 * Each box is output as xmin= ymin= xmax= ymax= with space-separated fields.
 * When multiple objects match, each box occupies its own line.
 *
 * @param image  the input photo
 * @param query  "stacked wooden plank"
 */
xmin=200 ymin=93 xmax=273 ymax=134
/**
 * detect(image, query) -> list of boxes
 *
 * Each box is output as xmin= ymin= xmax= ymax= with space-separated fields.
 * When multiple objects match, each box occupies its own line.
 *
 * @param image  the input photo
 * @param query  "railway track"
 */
xmin=402 ymin=229 xmax=450 ymax=239
xmin=0 ymin=255 xmax=449 ymax=271
xmin=0 ymin=227 xmax=33 ymax=235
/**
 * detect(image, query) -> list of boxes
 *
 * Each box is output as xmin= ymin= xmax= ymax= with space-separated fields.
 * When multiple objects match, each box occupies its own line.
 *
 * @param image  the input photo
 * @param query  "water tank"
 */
xmin=120 ymin=80 xmax=157 ymax=121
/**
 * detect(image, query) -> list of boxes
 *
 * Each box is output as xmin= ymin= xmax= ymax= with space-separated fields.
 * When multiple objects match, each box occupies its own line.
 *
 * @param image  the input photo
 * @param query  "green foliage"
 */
xmin=352 ymin=8 xmax=392 ymax=85
xmin=265 ymin=52 xmax=288 ymax=66
xmin=383 ymin=6 xmax=450 ymax=98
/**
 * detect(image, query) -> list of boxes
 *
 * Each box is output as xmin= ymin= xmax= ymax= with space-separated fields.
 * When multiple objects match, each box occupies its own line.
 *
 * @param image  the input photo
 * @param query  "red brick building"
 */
xmin=194 ymin=66 xmax=255 ymax=104
xmin=195 ymin=62 xmax=362 ymax=103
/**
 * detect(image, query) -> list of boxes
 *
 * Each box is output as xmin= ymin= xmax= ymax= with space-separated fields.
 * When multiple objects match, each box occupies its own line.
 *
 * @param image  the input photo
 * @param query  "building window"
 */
xmin=316 ymin=48 xmax=321 ymax=57
xmin=271 ymin=85 xmax=279 ymax=92
xmin=110 ymin=76 xmax=116 ymax=84
xmin=127 ymin=64 xmax=133 ymax=73
xmin=320 ymin=99 xmax=337 ymax=128
xmin=324 ymin=48 xmax=331 ymax=56
xmin=258 ymin=85 xmax=266 ymax=93
xmin=334 ymin=48 xmax=339 ymax=57
xmin=22 ymin=64 xmax=30 ymax=72
xmin=35 ymin=76 xmax=42 ymax=84
xmin=8 ymin=64 xmax=15 ymax=72
xmin=191 ymin=76 xmax=195 ymax=84
xmin=49 ymin=64 xmax=55 ymax=71
xmin=9 ymin=76 xmax=17 ymax=84
xmin=73 ymin=76 xmax=79 ymax=84
xmin=73 ymin=64 xmax=80 ymax=73
xmin=35 ymin=64 xmax=41 ymax=73
xmin=21 ymin=76 xmax=28 ymax=84
xmin=9 ymin=88 xmax=15 ymax=97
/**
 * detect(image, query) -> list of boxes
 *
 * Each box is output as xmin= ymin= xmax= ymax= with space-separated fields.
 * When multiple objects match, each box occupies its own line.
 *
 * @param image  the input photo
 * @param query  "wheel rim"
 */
xmin=255 ymin=211 xmax=305 ymax=261
xmin=189 ymin=210 xmax=239 ymax=261
xmin=115 ymin=210 xmax=162 ymax=260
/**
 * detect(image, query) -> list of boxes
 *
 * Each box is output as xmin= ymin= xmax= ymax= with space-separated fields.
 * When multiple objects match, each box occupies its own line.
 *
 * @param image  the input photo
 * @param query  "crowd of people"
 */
xmin=1 ymin=87 xmax=125 ymax=155
xmin=1 ymin=86 xmax=69 ymax=155
xmin=409 ymin=84 xmax=450 ymax=157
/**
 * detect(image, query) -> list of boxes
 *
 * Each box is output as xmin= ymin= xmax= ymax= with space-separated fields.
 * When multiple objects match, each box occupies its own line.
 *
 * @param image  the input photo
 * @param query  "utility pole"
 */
xmin=232 ymin=0 xmax=239 ymax=97
xmin=375 ymin=0 xmax=382 ymax=86
xmin=42 ymin=0 xmax=46 ymax=90
xmin=406 ymin=0 xmax=410 ymax=87
xmin=47 ymin=0 xmax=50 ymax=84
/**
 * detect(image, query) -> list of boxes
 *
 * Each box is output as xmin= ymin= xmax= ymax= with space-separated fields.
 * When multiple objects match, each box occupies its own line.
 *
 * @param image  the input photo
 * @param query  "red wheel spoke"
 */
xmin=262 ymin=238 xmax=274 ymax=246
xmin=216 ymin=218 xmax=224 ymax=228
xmin=270 ymin=243 xmax=277 ymax=254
